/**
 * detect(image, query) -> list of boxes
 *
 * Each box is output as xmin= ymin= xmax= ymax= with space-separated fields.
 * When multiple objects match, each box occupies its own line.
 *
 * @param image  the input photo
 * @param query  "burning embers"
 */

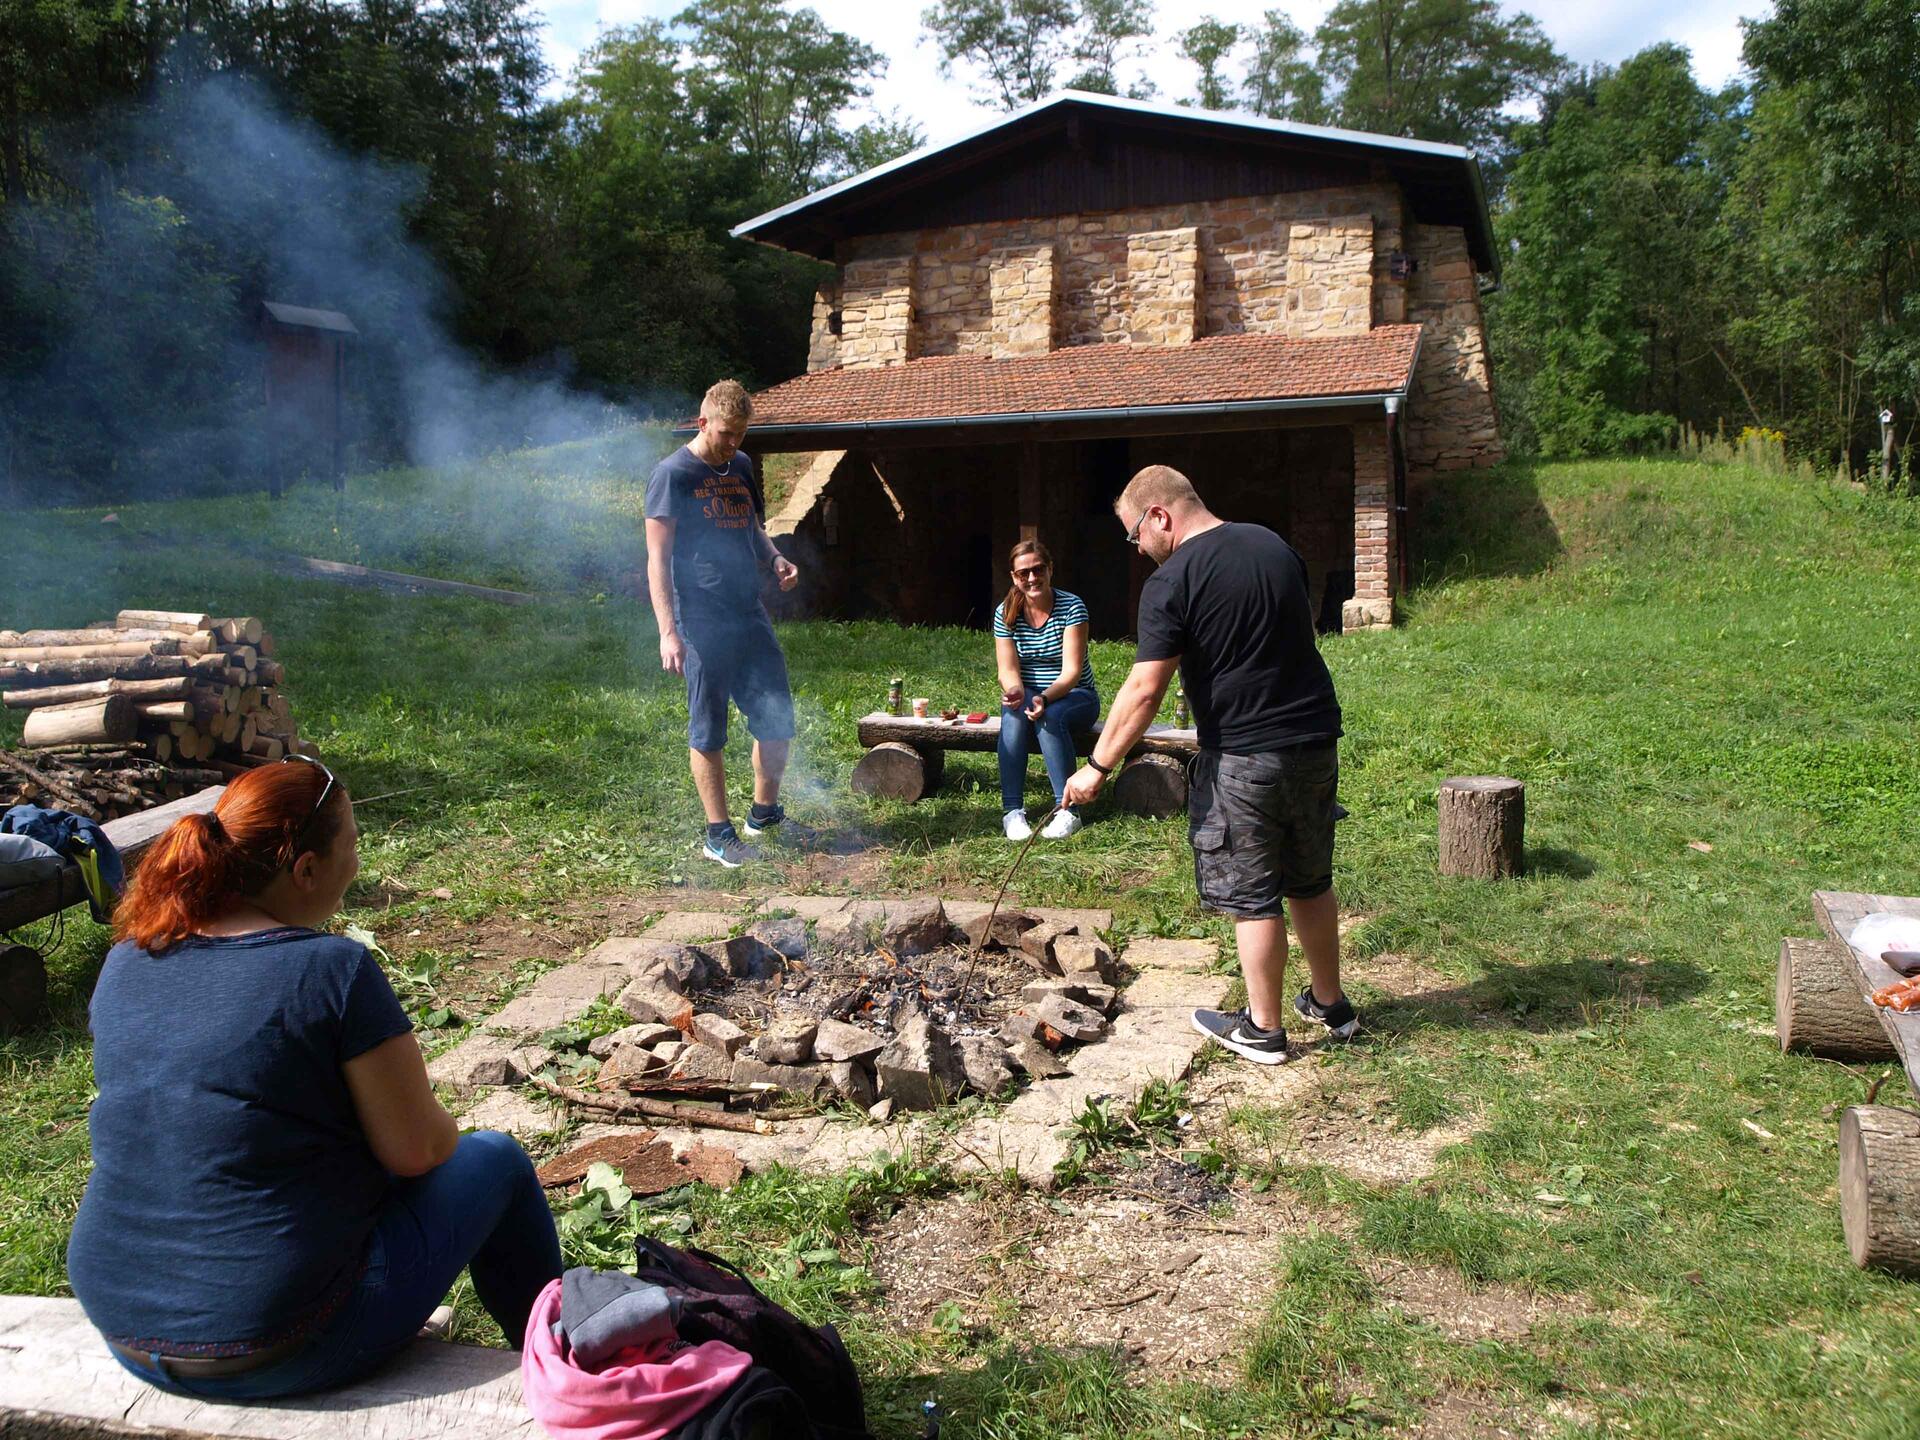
xmin=574 ymin=900 xmax=1123 ymax=1118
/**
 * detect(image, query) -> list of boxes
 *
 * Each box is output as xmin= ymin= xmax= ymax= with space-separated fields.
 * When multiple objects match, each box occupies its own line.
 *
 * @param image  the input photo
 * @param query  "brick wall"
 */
xmin=1343 ymin=419 xmax=1395 ymax=631
xmin=1402 ymin=223 xmax=1503 ymax=476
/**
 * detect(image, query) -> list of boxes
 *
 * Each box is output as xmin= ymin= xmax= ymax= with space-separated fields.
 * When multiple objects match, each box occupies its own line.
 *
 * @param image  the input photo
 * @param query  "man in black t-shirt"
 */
xmin=1063 ymin=464 xmax=1357 ymax=1063
xmin=645 ymin=379 xmax=801 ymax=868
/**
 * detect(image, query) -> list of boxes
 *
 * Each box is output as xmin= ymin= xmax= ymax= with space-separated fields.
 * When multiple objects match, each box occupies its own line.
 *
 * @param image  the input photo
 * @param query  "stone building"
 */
xmin=690 ymin=91 xmax=1503 ymax=634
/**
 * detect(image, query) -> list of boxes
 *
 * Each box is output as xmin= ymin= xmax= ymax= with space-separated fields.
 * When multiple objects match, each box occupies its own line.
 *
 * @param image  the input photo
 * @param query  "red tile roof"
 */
xmin=736 ymin=326 xmax=1421 ymax=431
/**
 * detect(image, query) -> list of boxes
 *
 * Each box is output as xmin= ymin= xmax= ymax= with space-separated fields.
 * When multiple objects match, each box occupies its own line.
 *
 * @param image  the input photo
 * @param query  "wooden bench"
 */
xmin=853 ymin=712 xmax=1197 ymax=817
xmin=0 ymin=1295 xmax=534 ymax=1438
xmin=1 ymin=786 xmax=223 ymax=1033
xmin=1775 ymin=890 xmax=1920 ymax=1278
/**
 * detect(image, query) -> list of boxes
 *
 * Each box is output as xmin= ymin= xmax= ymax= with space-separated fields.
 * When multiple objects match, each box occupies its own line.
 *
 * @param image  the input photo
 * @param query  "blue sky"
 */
xmin=538 ymin=0 xmax=1765 ymax=144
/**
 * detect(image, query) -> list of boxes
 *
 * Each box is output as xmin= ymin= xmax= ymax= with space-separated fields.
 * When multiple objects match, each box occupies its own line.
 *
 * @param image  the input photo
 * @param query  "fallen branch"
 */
xmin=526 ymin=1072 xmax=773 ymax=1135
xmin=0 ymin=749 xmax=99 ymax=814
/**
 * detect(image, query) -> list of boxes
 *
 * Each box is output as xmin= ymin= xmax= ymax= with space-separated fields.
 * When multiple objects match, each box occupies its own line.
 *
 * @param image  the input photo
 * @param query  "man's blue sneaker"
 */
xmin=702 ymin=832 xmax=761 ymax=868
xmin=1294 ymin=986 xmax=1360 ymax=1041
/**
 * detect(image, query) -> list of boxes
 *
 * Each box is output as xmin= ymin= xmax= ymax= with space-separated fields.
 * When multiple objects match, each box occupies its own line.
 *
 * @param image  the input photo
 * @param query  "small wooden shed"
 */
xmin=259 ymin=301 xmax=355 ymax=495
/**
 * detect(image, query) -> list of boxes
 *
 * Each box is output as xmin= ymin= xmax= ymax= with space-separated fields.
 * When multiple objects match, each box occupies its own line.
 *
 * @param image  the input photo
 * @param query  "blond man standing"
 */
xmin=1064 ymin=465 xmax=1355 ymax=1061
xmin=645 ymin=380 xmax=800 ymax=866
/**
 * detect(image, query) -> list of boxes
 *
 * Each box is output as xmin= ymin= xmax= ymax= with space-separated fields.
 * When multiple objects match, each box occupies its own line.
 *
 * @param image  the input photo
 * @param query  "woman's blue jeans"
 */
xmin=108 ymin=1130 xmax=562 ymax=1400
xmin=999 ymin=688 xmax=1100 ymax=814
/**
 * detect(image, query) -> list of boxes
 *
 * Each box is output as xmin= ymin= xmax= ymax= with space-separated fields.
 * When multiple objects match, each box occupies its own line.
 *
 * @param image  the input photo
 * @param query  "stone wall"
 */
xmin=1127 ymin=228 xmax=1200 ymax=345
xmin=1343 ymin=419 xmax=1395 ymax=631
xmin=1286 ymin=215 xmax=1373 ymax=337
xmin=838 ymin=255 xmax=917 ymax=368
xmin=988 ymin=244 xmax=1058 ymax=358
xmin=810 ymin=183 xmax=1412 ymax=367
xmin=1402 ymin=223 xmax=1503 ymax=476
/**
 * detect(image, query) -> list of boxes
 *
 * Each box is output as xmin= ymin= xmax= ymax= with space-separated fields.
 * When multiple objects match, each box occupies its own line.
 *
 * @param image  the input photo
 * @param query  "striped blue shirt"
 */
xmin=994 ymin=589 xmax=1095 ymax=697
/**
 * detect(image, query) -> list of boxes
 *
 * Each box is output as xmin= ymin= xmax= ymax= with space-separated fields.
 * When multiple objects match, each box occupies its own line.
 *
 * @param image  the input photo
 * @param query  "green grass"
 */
xmin=4 ymin=452 xmax=1919 ymax=1437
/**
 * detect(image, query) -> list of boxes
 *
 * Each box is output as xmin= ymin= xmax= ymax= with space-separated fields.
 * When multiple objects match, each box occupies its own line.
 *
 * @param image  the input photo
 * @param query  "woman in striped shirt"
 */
xmin=992 ymin=538 xmax=1098 ymax=840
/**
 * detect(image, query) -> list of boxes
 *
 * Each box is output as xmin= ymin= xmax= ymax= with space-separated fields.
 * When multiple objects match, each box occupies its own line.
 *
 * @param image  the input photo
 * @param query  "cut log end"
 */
xmin=1840 ymin=1105 xmax=1920 ymax=1276
xmin=850 ymin=741 xmax=943 ymax=802
xmin=1112 ymin=752 xmax=1187 ymax=818
xmin=1776 ymin=936 xmax=1896 ymax=1060
xmin=1437 ymin=774 xmax=1524 ymax=879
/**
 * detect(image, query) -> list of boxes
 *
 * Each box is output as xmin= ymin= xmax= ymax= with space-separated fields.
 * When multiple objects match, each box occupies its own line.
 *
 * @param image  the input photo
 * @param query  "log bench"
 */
xmin=0 ymin=785 xmax=223 ymax=1034
xmin=0 ymin=1295 xmax=534 ymax=1438
xmin=852 ymin=712 xmax=1199 ymax=817
xmin=1775 ymin=890 xmax=1920 ymax=1278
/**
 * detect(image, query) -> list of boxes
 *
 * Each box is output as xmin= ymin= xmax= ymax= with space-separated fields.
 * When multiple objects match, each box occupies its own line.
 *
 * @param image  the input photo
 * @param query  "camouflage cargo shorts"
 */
xmin=1188 ymin=743 xmax=1339 ymax=918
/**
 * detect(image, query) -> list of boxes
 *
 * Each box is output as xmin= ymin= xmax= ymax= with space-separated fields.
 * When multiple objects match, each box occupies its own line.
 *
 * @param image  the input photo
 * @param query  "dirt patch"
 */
xmin=1352 ymin=952 xmax=1457 ymax=1000
xmin=1394 ymin=1392 xmax=1558 ymax=1439
xmin=860 ymin=1176 xmax=1323 ymax=1373
xmin=1367 ymin=1258 xmax=1592 ymax=1344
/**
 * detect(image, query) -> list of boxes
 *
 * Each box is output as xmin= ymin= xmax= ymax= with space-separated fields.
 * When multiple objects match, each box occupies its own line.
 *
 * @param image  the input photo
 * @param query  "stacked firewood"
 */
xmin=0 ymin=609 xmax=313 ymax=821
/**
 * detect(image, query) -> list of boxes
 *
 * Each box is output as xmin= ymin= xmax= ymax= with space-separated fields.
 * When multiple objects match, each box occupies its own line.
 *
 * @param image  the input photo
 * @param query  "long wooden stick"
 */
xmin=0 ymin=749 xmax=97 ymax=813
xmin=960 ymin=803 xmax=1058 ymax=1002
xmin=525 ymin=1073 xmax=773 ymax=1134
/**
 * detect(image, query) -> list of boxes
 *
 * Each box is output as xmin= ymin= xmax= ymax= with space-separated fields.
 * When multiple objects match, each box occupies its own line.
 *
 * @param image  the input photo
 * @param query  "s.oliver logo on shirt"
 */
xmin=694 ymin=477 xmax=755 ymax=529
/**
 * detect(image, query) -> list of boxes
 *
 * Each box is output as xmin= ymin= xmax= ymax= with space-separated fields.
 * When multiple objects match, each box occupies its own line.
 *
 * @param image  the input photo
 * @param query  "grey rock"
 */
xmin=646 ymin=910 xmax=738 ymax=943
xmin=481 ymin=993 xmax=585 ymax=1043
xmin=813 ymin=910 xmax=875 ymax=954
xmin=1006 ymin=1037 xmax=1071 ymax=1079
xmin=874 ymin=1012 xmax=965 ymax=1110
xmin=1032 ymin=993 xmax=1109 ymax=1043
xmin=868 ymin=1097 xmax=895 ymax=1123
xmin=1052 ymin=935 xmax=1118 ymax=984
xmin=668 ymin=1045 xmax=732 ymax=1084
xmin=598 ymin=1043 xmax=663 ymax=1086
xmin=826 ymin=1060 xmax=876 ymax=1109
xmin=730 ymin=1055 xmax=830 ymax=1098
xmin=691 ymin=1012 xmax=749 ymax=1057
xmin=463 ymin=1087 xmax=560 ymax=1140
xmin=715 ymin=935 xmax=784 ymax=981
xmin=588 ymin=1022 xmax=678 ymax=1059
xmin=956 ymin=1035 xmax=1015 ymax=1097
xmin=618 ymin=975 xmax=693 ymax=1027
xmin=877 ymin=897 xmax=955 ymax=956
xmin=1017 ymin=919 xmax=1070 ymax=974
xmin=758 ymin=1014 xmax=818 ymax=1065
xmin=652 ymin=1040 xmax=686 ymax=1065
xmin=648 ymin=944 xmax=717 ymax=992
xmin=427 ymin=1036 xmax=554 ymax=1094
xmin=748 ymin=916 xmax=809 ymax=961
xmin=525 ymin=961 xmax=632 ymax=1004
xmin=961 ymin=908 xmax=1040 ymax=950
xmin=811 ymin=1016 xmax=887 ymax=1063
xmin=1021 ymin=977 xmax=1118 ymax=1014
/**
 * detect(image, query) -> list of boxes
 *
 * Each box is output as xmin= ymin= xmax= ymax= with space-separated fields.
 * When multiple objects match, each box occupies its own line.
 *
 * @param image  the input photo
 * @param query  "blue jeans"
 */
xmin=109 ymin=1130 xmax=562 ymax=1399
xmin=999 ymin=688 xmax=1100 ymax=814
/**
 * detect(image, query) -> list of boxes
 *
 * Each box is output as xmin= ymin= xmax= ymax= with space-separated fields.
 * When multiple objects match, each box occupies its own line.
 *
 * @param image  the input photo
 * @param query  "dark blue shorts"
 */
xmin=681 ymin=610 xmax=795 ymax=753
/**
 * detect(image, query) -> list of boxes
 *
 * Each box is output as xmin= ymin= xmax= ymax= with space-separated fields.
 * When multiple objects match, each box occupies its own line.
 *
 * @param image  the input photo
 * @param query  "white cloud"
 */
xmin=539 ymin=0 xmax=1769 ymax=141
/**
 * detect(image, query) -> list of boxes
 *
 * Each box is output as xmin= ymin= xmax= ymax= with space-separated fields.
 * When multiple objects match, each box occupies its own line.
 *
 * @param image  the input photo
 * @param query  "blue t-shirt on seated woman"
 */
xmin=67 ymin=928 xmax=413 ymax=1349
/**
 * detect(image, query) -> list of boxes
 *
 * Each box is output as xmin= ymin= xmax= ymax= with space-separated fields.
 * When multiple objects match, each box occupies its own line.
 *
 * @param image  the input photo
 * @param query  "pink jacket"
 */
xmin=521 ymin=1278 xmax=752 ymax=1440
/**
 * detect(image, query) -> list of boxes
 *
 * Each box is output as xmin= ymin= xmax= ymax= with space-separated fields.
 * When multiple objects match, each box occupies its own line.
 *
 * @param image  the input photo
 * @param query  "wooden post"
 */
xmin=1839 ymin=1106 xmax=1920 ymax=1277
xmin=850 ymin=742 xmax=944 ymax=802
xmin=1775 ymin=937 xmax=1896 ymax=1059
xmin=1437 ymin=776 xmax=1524 ymax=878
xmin=1018 ymin=442 xmax=1042 ymax=542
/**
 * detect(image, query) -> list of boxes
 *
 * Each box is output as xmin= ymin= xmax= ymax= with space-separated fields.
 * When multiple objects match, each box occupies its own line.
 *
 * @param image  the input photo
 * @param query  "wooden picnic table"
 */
xmin=1776 ymin=890 xmax=1920 ymax=1278
xmin=852 ymin=711 xmax=1199 ymax=816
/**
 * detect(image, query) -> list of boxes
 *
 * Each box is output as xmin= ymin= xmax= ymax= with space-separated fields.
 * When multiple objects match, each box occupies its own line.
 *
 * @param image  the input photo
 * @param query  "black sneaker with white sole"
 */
xmin=1294 ymin=986 xmax=1360 ymax=1041
xmin=741 ymin=804 xmax=784 ymax=839
xmin=701 ymin=832 xmax=761 ymax=868
xmin=1191 ymin=1006 xmax=1293 ymax=1064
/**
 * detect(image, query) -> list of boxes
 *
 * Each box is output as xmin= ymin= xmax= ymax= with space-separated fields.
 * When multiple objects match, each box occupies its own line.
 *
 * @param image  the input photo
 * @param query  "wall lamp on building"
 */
xmin=1388 ymin=251 xmax=1418 ymax=280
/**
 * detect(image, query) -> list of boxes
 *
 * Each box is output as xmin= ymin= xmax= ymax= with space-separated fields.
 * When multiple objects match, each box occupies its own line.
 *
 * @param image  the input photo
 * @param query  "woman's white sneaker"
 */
xmin=1003 ymin=810 xmax=1033 ymax=841
xmin=1040 ymin=809 xmax=1082 ymax=839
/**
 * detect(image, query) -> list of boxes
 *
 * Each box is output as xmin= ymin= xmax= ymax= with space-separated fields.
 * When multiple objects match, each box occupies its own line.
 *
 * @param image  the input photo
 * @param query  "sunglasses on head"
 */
xmin=281 ymin=753 xmax=338 ymax=850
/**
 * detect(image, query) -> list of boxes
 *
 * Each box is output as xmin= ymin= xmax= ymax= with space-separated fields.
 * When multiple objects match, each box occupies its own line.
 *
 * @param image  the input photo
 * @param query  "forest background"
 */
xmin=2 ymin=0 xmax=1916 ymax=503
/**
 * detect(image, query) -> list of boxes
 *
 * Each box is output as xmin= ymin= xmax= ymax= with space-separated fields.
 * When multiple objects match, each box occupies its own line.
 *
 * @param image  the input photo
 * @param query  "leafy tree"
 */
xmin=1242 ymin=11 xmax=1326 ymax=124
xmin=1743 ymin=0 xmax=1920 ymax=464
xmin=921 ymin=0 xmax=1155 ymax=110
xmin=1177 ymin=18 xmax=1240 ymax=112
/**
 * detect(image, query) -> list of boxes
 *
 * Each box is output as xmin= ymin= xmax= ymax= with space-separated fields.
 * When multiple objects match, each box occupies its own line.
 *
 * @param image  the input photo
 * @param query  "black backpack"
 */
xmin=634 ymin=1236 xmax=873 ymax=1440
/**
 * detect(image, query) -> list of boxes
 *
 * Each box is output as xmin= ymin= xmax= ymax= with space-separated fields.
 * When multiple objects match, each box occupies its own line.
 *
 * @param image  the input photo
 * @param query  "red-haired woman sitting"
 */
xmin=66 ymin=757 xmax=562 ymax=1398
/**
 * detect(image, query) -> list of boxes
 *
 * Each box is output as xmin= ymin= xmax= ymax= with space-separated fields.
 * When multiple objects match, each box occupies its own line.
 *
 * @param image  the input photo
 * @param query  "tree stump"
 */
xmin=1775 ymin=936 xmax=1895 ymax=1059
xmin=1437 ymin=776 xmax=1525 ymax=878
xmin=1839 ymin=1105 xmax=1920 ymax=1277
xmin=0 ymin=945 xmax=48 ymax=1037
xmin=850 ymin=742 xmax=944 ymax=802
xmin=1112 ymin=753 xmax=1187 ymax=818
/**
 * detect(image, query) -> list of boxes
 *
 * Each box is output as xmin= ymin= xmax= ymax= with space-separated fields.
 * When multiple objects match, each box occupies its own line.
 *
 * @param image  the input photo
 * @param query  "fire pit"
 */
xmin=566 ymin=899 xmax=1124 ymax=1118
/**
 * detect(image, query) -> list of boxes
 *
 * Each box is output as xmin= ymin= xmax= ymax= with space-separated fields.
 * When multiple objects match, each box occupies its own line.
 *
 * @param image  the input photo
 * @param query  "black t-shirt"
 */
xmin=644 ymin=445 xmax=768 ymax=621
xmin=1134 ymin=522 xmax=1342 ymax=754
